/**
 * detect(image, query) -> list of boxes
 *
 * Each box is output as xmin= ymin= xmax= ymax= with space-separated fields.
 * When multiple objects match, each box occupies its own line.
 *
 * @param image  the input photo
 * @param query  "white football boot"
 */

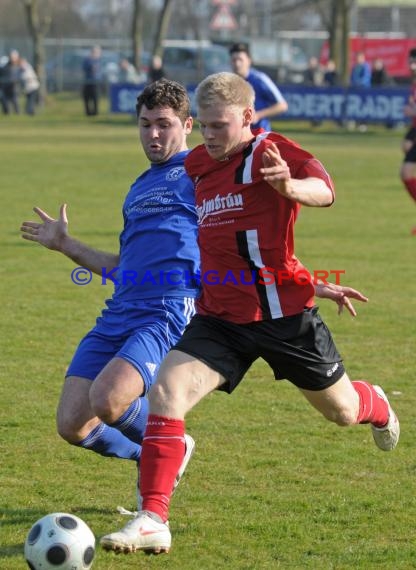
xmin=371 ymin=385 xmax=400 ymax=451
xmin=100 ymin=511 xmax=171 ymax=554
xmin=102 ymin=433 xmax=195 ymax=553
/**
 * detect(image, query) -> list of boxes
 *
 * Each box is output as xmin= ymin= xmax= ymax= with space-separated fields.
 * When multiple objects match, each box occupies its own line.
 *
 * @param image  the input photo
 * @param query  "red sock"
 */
xmin=352 ymin=381 xmax=389 ymax=427
xmin=140 ymin=414 xmax=185 ymax=522
xmin=403 ymin=178 xmax=416 ymax=201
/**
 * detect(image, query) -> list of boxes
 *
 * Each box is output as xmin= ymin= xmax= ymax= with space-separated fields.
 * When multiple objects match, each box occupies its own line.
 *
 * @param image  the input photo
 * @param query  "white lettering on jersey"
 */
xmin=197 ymin=193 xmax=244 ymax=224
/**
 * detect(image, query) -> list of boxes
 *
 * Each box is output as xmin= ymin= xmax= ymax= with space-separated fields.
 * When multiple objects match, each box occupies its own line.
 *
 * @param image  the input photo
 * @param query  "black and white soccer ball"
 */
xmin=24 ymin=513 xmax=95 ymax=570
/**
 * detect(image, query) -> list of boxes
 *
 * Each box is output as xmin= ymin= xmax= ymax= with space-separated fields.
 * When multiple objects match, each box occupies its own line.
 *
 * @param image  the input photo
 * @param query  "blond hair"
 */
xmin=196 ymin=72 xmax=255 ymax=110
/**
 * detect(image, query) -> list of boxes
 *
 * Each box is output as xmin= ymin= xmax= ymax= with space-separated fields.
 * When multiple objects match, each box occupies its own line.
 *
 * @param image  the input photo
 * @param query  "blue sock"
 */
xmin=110 ymin=397 xmax=149 ymax=444
xmin=77 ymin=422 xmax=141 ymax=461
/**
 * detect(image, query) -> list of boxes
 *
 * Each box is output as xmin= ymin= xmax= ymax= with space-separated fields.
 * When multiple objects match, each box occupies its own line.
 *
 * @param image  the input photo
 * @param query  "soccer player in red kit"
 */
xmin=401 ymin=47 xmax=416 ymax=235
xmin=101 ymin=72 xmax=400 ymax=554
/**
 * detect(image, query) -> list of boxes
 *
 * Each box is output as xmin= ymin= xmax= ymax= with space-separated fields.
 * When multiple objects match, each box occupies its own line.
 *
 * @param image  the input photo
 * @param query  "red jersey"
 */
xmin=185 ymin=131 xmax=335 ymax=324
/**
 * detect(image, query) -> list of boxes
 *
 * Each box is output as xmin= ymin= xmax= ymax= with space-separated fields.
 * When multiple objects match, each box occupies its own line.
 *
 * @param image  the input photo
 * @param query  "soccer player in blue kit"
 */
xmin=229 ymin=42 xmax=288 ymax=130
xmin=20 ymin=79 xmax=200 ymax=501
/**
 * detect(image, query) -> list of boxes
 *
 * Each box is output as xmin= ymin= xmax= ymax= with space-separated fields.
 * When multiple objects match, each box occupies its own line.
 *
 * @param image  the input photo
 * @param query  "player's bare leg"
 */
xmin=300 ymin=373 xmax=399 ymax=450
xmin=57 ymin=361 xmax=147 ymax=462
xmin=57 ymin=376 xmax=101 ymax=443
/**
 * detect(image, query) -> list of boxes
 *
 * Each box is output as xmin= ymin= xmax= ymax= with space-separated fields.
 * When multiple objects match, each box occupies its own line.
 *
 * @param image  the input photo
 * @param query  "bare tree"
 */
xmin=21 ymin=0 xmax=52 ymax=101
xmin=132 ymin=0 xmax=143 ymax=70
xmin=314 ymin=0 xmax=354 ymax=85
xmin=327 ymin=0 xmax=354 ymax=86
xmin=340 ymin=0 xmax=353 ymax=85
xmin=151 ymin=0 xmax=173 ymax=59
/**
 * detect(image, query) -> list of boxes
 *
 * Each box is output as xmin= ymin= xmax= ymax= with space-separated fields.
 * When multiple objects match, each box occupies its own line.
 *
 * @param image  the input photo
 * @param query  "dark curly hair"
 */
xmin=136 ymin=79 xmax=191 ymax=124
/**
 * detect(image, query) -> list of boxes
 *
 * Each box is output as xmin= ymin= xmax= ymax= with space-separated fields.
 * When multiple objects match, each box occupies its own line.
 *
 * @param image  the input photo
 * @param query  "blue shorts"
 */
xmin=66 ymin=296 xmax=196 ymax=393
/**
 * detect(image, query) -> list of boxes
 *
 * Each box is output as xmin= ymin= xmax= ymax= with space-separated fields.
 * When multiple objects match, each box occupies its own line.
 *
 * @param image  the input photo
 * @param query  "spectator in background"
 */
xmin=229 ymin=42 xmax=288 ymax=130
xmin=118 ymin=58 xmax=140 ymax=84
xmin=0 ymin=49 xmax=21 ymax=114
xmin=82 ymin=45 xmax=102 ymax=116
xmin=148 ymin=55 xmax=165 ymax=83
xmin=323 ymin=59 xmax=339 ymax=87
xmin=0 ymin=55 xmax=8 ymax=111
xmin=371 ymin=58 xmax=394 ymax=129
xmin=303 ymin=56 xmax=323 ymax=127
xmin=371 ymin=58 xmax=390 ymax=87
xmin=350 ymin=51 xmax=371 ymax=131
xmin=303 ymin=56 xmax=323 ymax=87
xmin=20 ymin=57 xmax=40 ymax=115
xmin=350 ymin=51 xmax=372 ymax=88
xmin=323 ymin=59 xmax=343 ymax=127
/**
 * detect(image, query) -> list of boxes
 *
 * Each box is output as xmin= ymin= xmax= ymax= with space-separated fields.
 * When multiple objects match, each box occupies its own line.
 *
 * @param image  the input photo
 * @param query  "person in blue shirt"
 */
xmin=229 ymin=42 xmax=288 ymax=130
xmin=20 ymin=79 xmax=200 ymax=505
xmin=350 ymin=51 xmax=372 ymax=88
xmin=349 ymin=51 xmax=372 ymax=131
xmin=82 ymin=45 xmax=102 ymax=116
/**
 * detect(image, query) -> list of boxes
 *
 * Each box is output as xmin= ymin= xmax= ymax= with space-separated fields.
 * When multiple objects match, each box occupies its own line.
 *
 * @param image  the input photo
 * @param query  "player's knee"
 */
xmin=148 ymin=380 xmax=185 ymax=416
xmin=56 ymin=417 xmax=82 ymax=444
xmin=401 ymin=165 xmax=411 ymax=181
xmin=401 ymin=162 xmax=416 ymax=181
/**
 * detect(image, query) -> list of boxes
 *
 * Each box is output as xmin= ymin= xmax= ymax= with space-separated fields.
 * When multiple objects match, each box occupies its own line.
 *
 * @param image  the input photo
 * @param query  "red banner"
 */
xmin=320 ymin=37 xmax=416 ymax=78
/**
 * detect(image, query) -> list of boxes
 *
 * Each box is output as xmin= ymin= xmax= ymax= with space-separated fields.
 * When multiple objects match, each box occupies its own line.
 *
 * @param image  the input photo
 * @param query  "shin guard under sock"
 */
xmin=352 ymin=381 xmax=389 ymax=427
xmin=140 ymin=415 xmax=185 ymax=522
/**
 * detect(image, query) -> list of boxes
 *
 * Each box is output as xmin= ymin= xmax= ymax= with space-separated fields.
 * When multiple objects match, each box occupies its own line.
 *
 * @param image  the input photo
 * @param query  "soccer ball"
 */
xmin=24 ymin=513 xmax=95 ymax=570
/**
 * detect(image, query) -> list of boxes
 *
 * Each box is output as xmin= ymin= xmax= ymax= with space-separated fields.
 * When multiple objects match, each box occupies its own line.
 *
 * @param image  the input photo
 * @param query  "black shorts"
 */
xmin=404 ymin=141 xmax=416 ymax=163
xmin=172 ymin=307 xmax=345 ymax=393
xmin=404 ymin=127 xmax=416 ymax=143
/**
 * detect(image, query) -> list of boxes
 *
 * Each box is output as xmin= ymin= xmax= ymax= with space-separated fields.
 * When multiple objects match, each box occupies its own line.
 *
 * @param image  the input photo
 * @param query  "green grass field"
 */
xmin=1 ymin=95 xmax=415 ymax=569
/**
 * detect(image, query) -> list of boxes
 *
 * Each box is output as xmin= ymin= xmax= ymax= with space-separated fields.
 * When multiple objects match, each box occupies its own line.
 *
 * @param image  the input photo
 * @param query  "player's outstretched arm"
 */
xmin=314 ymin=281 xmax=368 ymax=317
xmin=20 ymin=204 xmax=119 ymax=274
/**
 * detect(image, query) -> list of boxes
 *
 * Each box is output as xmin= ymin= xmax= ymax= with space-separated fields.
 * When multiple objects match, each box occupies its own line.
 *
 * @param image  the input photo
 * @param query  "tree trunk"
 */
xmin=152 ymin=0 xmax=173 ymax=58
xmin=340 ymin=0 xmax=351 ymax=86
xmin=328 ymin=0 xmax=352 ymax=87
xmin=132 ymin=0 xmax=143 ymax=70
xmin=22 ymin=0 xmax=51 ymax=102
xmin=328 ymin=0 xmax=339 ymax=67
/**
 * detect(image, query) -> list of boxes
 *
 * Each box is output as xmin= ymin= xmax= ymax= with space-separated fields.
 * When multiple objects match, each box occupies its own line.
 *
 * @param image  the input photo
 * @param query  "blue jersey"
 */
xmin=246 ymin=68 xmax=286 ymax=130
xmin=83 ymin=56 xmax=101 ymax=83
xmin=111 ymin=150 xmax=200 ymax=301
xmin=350 ymin=62 xmax=372 ymax=88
